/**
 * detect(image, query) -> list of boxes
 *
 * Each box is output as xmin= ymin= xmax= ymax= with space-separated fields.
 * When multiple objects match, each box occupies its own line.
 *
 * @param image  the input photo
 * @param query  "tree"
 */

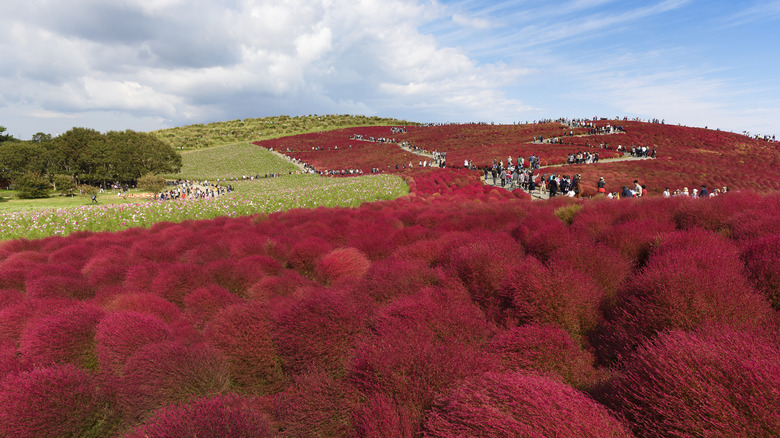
xmin=31 ymin=132 xmax=52 ymax=143
xmin=137 ymin=173 xmax=166 ymax=194
xmin=14 ymin=172 xmax=51 ymax=199
xmin=0 ymin=126 xmax=16 ymax=143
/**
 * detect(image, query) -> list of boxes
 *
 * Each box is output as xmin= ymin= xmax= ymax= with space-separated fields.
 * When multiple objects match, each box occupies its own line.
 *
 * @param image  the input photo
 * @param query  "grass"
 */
xmin=153 ymin=114 xmax=417 ymax=150
xmin=0 ymin=174 xmax=409 ymax=241
xmin=169 ymin=142 xmax=301 ymax=180
xmin=0 ymin=190 xmax=152 ymax=213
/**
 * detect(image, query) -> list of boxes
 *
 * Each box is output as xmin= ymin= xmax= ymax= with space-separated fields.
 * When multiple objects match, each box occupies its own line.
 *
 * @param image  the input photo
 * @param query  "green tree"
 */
xmin=14 ymin=172 xmax=51 ymax=199
xmin=52 ymin=174 xmax=77 ymax=196
xmin=137 ymin=173 xmax=166 ymax=194
xmin=31 ymin=132 xmax=52 ymax=143
xmin=0 ymin=126 xmax=15 ymax=143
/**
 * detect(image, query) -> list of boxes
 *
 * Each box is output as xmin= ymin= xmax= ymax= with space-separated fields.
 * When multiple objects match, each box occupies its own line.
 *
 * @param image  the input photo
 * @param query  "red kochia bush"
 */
xmin=348 ymin=288 xmax=496 ymax=429
xmin=148 ymin=263 xmax=214 ymax=306
xmin=500 ymin=257 xmax=603 ymax=342
xmin=315 ymin=247 xmax=371 ymax=285
xmin=359 ymin=258 xmax=441 ymax=302
xmin=0 ymin=297 xmax=76 ymax=344
xmin=19 ymin=303 xmax=103 ymax=369
xmin=184 ymin=285 xmax=242 ymax=329
xmin=422 ymin=372 xmax=633 ymax=438
xmin=599 ymin=326 xmax=780 ymax=437
xmin=741 ymin=234 xmax=780 ymax=309
xmin=288 ymin=237 xmax=334 ymax=276
xmin=272 ymin=288 xmax=370 ymax=375
xmin=118 ymin=341 xmax=232 ymax=422
xmin=95 ymin=311 xmax=172 ymax=374
xmin=597 ymin=231 xmax=774 ymax=362
xmin=487 ymin=323 xmax=600 ymax=391
xmin=105 ymin=292 xmax=183 ymax=323
xmin=203 ymin=301 xmax=284 ymax=394
xmin=125 ymin=395 xmax=273 ymax=438
xmin=0 ymin=364 xmax=116 ymax=438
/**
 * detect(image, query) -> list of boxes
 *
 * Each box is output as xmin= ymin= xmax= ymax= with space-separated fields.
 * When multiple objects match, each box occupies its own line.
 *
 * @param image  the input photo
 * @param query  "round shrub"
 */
xmin=741 ymin=234 xmax=780 ymax=310
xmin=422 ymin=372 xmax=632 ymax=438
xmin=148 ymin=263 xmax=214 ymax=306
xmin=19 ymin=303 xmax=104 ymax=369
xmin=119 ymin=341 xmax=232 ymax=423
xmin=272 ymin=288 xmax=369 ymax=375
xmin=599 ymin=326 xmax=780 ymax=437
xmin=0 ymin=364 xmax=116 ymax=438
xmin=95 ymin=311 xmax=172 ymax=374
xmin=184 ymin=285 xmax=242 ymax=329
xmin=105 ymin=293 xmax=183 ymax=323
xmin=315 ymin=247 xmax=371 ymax=285
xmin=203 ymin=302 xmax=284 ymax=394
xmin=488 ymin=323 xmax=600 ymax=391
xmin=359 ymin=258 xmax=440 ymax=303
xmin=125 ymin=395 xmax=273 ymax=438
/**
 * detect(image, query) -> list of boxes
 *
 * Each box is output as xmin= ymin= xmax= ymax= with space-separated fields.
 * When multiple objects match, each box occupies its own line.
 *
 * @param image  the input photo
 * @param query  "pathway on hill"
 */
xmin=267 ymin=148 xmax=307 ymax=172
xmin=482 ymin=155 xmax=655 ymax=200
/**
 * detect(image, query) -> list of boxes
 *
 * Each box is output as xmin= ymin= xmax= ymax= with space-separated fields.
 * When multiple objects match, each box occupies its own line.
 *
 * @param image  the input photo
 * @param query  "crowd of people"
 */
xmin=158 ymin=179 xmax=234 ymax=201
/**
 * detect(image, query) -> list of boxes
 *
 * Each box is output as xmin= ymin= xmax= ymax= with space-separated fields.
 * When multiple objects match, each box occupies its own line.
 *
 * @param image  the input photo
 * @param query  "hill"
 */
xmin=151 ymin=114 xmax=418 ymax=150
xmin=1 ymin=117 xmax=779 ymax=436
xmin=170 ymin=142 xmax=301 ymax=180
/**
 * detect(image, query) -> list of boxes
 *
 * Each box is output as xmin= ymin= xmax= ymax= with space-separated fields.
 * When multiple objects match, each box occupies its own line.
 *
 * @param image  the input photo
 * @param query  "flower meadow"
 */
xmin=0 ymin=175 xmax=408 ymax=240
xmin=1 ymin=156 xmax=780 ymax=436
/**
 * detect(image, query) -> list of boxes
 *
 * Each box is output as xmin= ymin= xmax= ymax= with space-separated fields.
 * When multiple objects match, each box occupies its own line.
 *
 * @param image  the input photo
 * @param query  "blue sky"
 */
xmin=1 ymin=0 xmax=778 ymax=140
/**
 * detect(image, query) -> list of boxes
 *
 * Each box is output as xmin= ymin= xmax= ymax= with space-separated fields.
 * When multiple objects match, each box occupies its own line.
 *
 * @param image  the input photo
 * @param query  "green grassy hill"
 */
xmin=152 ymin=114 xmax=417 ymax=150
xmin=170 ymin=142 xmax=301 ymax=180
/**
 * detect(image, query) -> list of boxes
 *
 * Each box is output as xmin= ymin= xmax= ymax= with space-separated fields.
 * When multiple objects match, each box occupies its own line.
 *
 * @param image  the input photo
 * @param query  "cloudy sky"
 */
xmin=1 ymin=0 xmax=779 ymax=139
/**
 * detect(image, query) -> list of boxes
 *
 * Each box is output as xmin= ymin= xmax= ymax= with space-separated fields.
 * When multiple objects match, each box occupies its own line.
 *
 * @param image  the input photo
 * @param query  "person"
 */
xmin=91 ymin=194 xmax=98 ymax=204
xmin=633 ymin=180 xmax=642 ymax=197
xmin=597 ymin=177 xmax=606 ymax=194
xmin=700 ymin=185 xmax=708 ymax=196
xmin=663 ymin=187 xmax=671 ymax=198
xmin=621 ymin=185 xmax=633 ymax=198
xmin=549 ymin=178 xmax=558 ymax=197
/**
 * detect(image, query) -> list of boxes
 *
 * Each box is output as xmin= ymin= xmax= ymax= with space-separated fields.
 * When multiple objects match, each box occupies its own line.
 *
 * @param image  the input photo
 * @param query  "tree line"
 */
xmin=0 ymin=126 xmax=181 ymax=198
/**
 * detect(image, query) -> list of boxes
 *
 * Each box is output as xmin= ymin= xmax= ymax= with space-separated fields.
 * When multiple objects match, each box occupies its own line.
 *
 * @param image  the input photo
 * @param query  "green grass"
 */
xmin=170 ymin=142 xmax=301 ymax=180
xmin=0 ymin=189 xmax=151 ymax=213
xmin=152 ymin=114 xmax=417 ymax=150
xmin=0 ymin=174 xmax=409 ymax=241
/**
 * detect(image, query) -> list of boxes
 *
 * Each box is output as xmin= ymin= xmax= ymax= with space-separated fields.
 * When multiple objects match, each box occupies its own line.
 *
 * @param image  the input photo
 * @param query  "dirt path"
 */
xmin=267 ymin=149 xmax=307 ymax=171
xmin=482 ymin=155 xmax=655 ymax=200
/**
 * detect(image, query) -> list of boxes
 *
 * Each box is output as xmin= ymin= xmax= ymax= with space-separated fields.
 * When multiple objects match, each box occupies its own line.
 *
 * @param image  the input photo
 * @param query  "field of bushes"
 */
xmin=1 ymin=119 xmax=779 ymax=436
xmin=1 ymin=161 xmax=779 ymax=436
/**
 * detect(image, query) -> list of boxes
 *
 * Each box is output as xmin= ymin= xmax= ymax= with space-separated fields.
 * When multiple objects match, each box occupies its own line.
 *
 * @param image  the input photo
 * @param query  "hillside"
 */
xmin=152 ymin=114 xmax=418 ymax=150
xmin=1 ymin=117 xmax=779 ymax=436
xmin=170 ymin=142 xmax=301 ymax=180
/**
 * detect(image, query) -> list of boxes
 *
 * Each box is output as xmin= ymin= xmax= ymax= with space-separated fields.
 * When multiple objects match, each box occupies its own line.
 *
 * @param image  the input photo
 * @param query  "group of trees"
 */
xmin=0 ymin=126 xmax=181 ymax=198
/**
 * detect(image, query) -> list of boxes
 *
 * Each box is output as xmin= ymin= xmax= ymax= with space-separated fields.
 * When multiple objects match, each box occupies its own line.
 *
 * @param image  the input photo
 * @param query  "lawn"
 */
xmin=169 ymin=142 xmax=301 ymax=180
xmin=0 ymin=174 xmax=408 ymax=240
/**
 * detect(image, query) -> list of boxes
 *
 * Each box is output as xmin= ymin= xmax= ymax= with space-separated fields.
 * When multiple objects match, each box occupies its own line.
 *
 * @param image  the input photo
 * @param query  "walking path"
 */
xmin=483 ymin=155 xmax=655 ymax=200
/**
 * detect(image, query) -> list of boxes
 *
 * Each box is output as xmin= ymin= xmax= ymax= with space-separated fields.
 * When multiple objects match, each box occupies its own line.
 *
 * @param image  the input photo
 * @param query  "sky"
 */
xmin=1 ymin=0 xmax=779 ymax=140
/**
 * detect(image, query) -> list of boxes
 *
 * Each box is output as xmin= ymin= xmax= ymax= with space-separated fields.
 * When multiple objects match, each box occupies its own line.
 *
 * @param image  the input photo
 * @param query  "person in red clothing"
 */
xmin=597 ymin=177 xmax=606 ymax=194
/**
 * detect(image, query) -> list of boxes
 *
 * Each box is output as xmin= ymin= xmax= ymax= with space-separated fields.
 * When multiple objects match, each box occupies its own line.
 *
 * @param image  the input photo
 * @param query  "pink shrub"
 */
xmin=247 ymin=270 xmax=313 ymax=300
xmin=352 ymin=394 xmax=417 ymax=438
xmin=118 ymin=340 xmax=231 ymax=422
xmin=552 ymin=241 xmax=632 ymax=301
xmin=0 ymin=297 xmax=76 ymax=344
xmin=25 ymin=273 xmax=94 ymax=300
xmin=348 ymin=288 xmax=496 ymax=427
xmin=444 ymin=233 xmax=524 ymax=321
xmin=129 ymin=237 xmax=177 ymax=262
xmin=422 ymin=372 xmax=633 ymax=438
xmin=359 ymin=258 xmax=440 ymax=303
xmin=288 ymin=237 xmax=334 ymax=275
xmin=0 ymin=288 xmax=23 ymax=310
xmin=0 ymin=341 xmax=26 ymax=381
xmin=272 ymin=288 xmax=370 ymax=375
xmin=105 ymin=293 xmax=183 ymax=323
xmin=741 ymin=234 xmax=780 ymax=309
xmin=203 ymin=301 xmax=284 ymax=394
xmin=599 ymin=326 xmax=780 ymax=437
xmin=500 ymin=257 xmax=603 ymax=342
xmin=48 ymin=242 xmax=95 ymax=269
xmin=181 ymin=240 xmax=232 ymax=264
xmin=488 ymin=323 xmax=600 ymax=391
xmin=0 ymin=364 xmax=117 ymax=438
xmin=276 ymin=370 xmax=360 ymax=438
xmin=315 ymin=247 xmax=371 ymax=285
xmin=81 ymin=246 xmax=132 ymax=288
xmin=596 ymin=233 xmax=774 ymax=362
xmin=208 ymin=255 xmax=283 ymax=296
xmin=148 ymin=263 xmax=214 ymax=306
xmin=19 ymin=303 xmax=104 ymax=369
xmin=125 ymin=394 xmax=273 ymax=438
xmin=122 ymin=261 xmax=168 ymax=293
xmin=597 ymin=218 xmax=677 ymax=266
xmin=95 ymin=311 xmax=172 ymax=374
xmin=184 ymin=285 xmax=242 ymax=328
xmin=512 ymin=213 xmax=573 ymax=263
